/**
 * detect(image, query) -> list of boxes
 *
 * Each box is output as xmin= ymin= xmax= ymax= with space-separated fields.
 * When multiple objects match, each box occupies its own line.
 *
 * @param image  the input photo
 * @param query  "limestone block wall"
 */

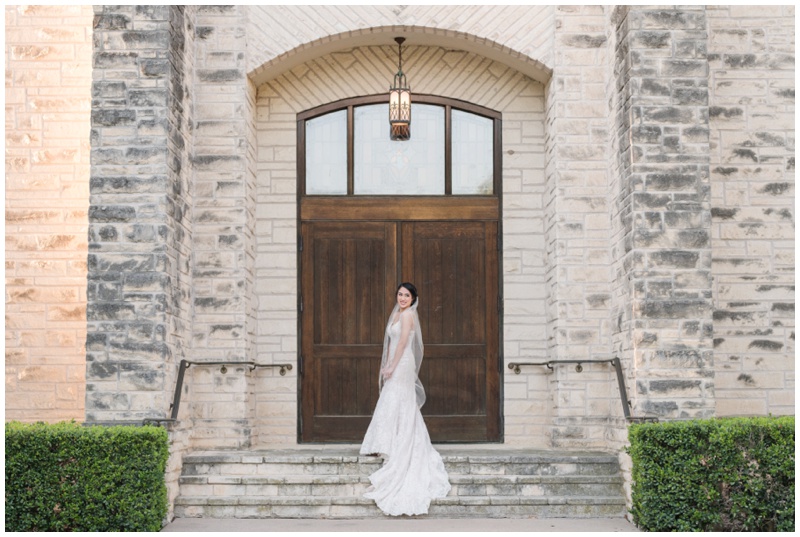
xmin=543 ymin=5 xmax=621 ymax=449
xmin=182 ymin=5 xmax=258 ymax=449
xmin=8 ymin=4 xmax=794 ymax=451
xmin=707 ymin=5 xmax=795 ymax=416
xmin=253 ymin=44 xmax=549 ymax=447
xmin=87 ymin=5 xmax=194 ymax=422
xmin=610 ymin=7 xmax=716 ymax=421
xmin=5 ymin=5 xmax=93 ymax=422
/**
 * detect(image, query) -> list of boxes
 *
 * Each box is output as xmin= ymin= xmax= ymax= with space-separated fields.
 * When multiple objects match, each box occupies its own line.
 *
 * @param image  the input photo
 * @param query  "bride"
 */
xmin=360 ymin=282 xmax=451 ymax=516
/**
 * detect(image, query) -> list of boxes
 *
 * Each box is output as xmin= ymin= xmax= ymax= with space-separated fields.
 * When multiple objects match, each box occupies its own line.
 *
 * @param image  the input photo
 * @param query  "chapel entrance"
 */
xmin=297 ymin=96 xmax=502 ymax=443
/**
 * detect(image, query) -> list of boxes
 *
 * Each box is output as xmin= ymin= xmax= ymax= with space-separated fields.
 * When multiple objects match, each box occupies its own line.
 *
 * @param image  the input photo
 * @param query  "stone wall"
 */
xmin=707 ymin=5 xmax=795 ymax=416
xmin=613 ymin=6 xmax=716 ymax=421
xmin=544 ymin=5 xmax=621 ymax=449
xmin=182 ymin=5 xmax=258 ymax=449
xmin=87 ymin=5 xmax=194 ymax=422
xmin=5 ymin=5 xmax=93 ymax=422
xmin=5 ymin=5 xmax=794 ymax=452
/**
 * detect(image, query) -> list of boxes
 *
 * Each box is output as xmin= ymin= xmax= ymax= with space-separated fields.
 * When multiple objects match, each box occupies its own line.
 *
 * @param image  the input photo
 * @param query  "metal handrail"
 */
xmin=507 ymin=357 xmax=657 ymax=422
xmin=168 ymin=359 xmax=293 ymax=421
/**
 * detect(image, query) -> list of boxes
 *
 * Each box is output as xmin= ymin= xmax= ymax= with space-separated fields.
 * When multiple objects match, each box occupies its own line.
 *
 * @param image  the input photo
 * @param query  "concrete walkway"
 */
xmin=162 ymin=517 xmax=639 ymax=532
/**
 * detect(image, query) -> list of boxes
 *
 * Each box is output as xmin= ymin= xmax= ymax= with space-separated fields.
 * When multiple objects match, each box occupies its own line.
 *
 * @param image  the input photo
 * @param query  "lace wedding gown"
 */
xmin=360 ymin=321 xmax=451 ymax=516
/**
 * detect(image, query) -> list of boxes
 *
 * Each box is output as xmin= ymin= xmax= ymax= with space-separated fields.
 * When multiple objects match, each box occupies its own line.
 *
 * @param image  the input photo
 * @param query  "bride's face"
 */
xmin=396 ymin=287 xmax=413 ymax=310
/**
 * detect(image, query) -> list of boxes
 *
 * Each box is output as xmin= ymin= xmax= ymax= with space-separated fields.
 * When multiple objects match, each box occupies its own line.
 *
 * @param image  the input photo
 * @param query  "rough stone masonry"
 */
xmin=5 ymin=6 xmax=794 ymax=451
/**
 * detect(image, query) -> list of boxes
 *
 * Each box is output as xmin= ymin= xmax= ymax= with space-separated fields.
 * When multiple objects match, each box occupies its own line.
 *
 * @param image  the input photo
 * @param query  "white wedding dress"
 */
xmin=360 ymin=320 xmax=451 ymax=516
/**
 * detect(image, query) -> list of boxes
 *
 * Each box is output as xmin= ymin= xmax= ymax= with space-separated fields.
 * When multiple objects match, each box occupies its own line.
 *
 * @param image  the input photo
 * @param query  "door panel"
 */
xmin=300 ymin=221 xmax=397 ymax=442
xmin=300 ymin=219 xmax=500 ymax=443
xmin=402 ymin=221 xmax=500 ymax=441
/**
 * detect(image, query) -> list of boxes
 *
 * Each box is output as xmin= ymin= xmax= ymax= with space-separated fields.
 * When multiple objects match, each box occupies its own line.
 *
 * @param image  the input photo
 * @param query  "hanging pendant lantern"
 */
xmin=389 ymin=37 xmax=411 ymax=141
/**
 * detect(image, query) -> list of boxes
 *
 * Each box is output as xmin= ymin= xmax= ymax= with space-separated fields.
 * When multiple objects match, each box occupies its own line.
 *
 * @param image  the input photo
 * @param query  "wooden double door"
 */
xmin=299 ymin=216 xmax=501 ymax=443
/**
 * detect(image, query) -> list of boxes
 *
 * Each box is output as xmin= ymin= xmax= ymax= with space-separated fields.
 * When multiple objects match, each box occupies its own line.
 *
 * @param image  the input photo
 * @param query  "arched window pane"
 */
xmin=354 ymin=104 xmax=444 ymax=195
xmin=306 ymin=110 xmax=347 ymax=195
xmin=452 ymin=109 xmax=493 ymax=195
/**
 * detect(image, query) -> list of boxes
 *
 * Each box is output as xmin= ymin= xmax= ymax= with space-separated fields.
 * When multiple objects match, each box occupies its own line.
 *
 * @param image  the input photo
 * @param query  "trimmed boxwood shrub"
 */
xmin=5 ymin=421 xmax=168 ymax=532
xmin=628 ymin=416 xmax=794 ymax=532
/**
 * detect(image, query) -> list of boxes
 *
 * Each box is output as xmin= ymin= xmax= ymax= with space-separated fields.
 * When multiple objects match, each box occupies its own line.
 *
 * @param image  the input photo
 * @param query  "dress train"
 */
xmin=360 ymin=324 xmax=450 ymax=516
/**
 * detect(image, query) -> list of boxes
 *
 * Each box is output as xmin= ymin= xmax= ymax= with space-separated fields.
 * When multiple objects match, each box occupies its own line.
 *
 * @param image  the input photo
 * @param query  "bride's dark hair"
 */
xmin=397 ymin=282 xmax=418 ymax=306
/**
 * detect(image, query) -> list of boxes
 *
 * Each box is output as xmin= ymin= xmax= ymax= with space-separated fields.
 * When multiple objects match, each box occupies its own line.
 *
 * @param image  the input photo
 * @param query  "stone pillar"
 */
xmin=544 ymin=5 xmax=617 ymax=448
xmin=188 ymin=5 xmax=257 ymax=448
xmin=87 ymin=6 xmax=193 ymax=422
xmin=611 ymin=6 xmax=714 ymax=420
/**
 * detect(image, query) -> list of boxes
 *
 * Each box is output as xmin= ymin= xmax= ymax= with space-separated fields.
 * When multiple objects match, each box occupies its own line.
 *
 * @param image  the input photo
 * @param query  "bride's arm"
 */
xmin=382 ymin=311 xmax=413 ymax=379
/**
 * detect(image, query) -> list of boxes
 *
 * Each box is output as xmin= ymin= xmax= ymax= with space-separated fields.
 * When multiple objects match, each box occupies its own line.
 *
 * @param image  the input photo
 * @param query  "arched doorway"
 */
xmin=298 ymin=95 xmax=502 ymax=442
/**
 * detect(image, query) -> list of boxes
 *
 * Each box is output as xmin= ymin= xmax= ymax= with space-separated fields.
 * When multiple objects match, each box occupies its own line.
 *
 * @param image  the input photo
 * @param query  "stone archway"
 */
xmin=250 ymin=41 xmax=549 ymax=446
xmin=243 ymin=8 xmax=556 ymax=85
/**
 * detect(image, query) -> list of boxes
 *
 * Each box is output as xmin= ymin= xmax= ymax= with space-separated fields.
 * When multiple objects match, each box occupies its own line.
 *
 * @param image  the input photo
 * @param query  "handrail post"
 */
xmin=611 ymin=357 xmax=631 ymax=420
xmin=170 ymin=359 xmax=189 ymax=420
xmin=507 ymin=357 xmax=649 ymax=422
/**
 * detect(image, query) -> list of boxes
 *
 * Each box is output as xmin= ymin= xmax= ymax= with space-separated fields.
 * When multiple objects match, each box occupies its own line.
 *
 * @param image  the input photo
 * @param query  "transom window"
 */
xmin=299 ymin=95 xmax=501 ymax=196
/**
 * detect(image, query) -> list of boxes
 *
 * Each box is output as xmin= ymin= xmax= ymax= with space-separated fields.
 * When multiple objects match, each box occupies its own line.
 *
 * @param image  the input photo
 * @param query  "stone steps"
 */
xmin=178 ymin=474 xmax=624 ymax=498
xmin=173 ymin=448 xmax=628 ymax=519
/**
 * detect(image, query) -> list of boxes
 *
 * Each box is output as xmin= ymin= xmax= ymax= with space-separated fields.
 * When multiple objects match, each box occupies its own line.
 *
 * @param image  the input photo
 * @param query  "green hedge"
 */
xmin=628 ymin=416 xmax=794 ymax=532
xmin=5 ymin=421 xmax=169 ymax=532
